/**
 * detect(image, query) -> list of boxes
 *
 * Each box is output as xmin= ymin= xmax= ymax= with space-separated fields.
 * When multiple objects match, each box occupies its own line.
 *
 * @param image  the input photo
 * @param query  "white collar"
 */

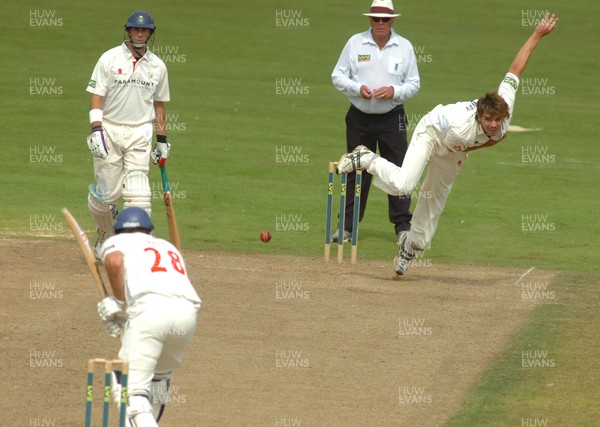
xmin=121 ymin=42 xmax=150 ymax=61
xmin=362 ymin=28 xmax=399 ymax=48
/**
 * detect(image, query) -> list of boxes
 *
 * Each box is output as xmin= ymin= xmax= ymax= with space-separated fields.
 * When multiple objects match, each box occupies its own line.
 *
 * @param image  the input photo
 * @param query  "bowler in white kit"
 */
xmin=336 ymin=13 xmax=559 ymax=276
xmin=97 ymin=207 xmax=201 ymax=426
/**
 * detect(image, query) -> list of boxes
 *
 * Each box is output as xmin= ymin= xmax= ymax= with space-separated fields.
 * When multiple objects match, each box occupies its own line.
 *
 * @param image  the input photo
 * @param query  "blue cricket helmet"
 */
xmin=114 ymin=207 xmax=154 ymax=233
xmin=124 ymin=11 xmax=156 ymax=31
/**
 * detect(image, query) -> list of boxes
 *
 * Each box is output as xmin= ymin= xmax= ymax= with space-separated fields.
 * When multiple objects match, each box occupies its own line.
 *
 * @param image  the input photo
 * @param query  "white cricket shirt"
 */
xmin=101 ymin=233 xmax=201 ymax=305
xmin=332 ymin=28 xmax=420 ymax=114
xmin=428 ymin=73 xmax=520 ymax=152
xmin=87 ymin=43 xmax=170 ymax=125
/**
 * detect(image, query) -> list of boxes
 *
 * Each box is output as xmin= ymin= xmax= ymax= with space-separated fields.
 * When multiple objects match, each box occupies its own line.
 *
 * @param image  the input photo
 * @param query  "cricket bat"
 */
xmin=61 ymin=208 xmax=107 ymax=298
xmin=160 ymin=165 xmax=182 ymax=250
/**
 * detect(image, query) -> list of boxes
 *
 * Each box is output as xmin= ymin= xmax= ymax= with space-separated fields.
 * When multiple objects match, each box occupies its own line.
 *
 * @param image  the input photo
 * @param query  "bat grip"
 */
xmin=160 ymin=165 xmax=171 ymax=192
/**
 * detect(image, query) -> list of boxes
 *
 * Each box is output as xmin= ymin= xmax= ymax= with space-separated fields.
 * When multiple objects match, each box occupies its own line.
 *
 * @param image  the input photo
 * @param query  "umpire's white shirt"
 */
xmin=332 ymin=28 xmax=420 ymax=114
xmin=87 ymin=43 xmax=170 ymax=125
xmin=428 ymin=73 xmax=520 ymax=152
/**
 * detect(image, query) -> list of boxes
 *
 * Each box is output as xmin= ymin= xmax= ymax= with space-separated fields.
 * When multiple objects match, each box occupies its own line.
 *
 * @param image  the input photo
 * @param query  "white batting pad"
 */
xmin=88 ymin=184 xmax=116 ymax=234
xmin=122 ymin=170 xmax=152 ymax=217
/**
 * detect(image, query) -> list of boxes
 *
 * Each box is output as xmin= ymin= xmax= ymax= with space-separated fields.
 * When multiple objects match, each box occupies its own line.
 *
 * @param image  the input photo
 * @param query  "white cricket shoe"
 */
xmin=336 ymin=145 xmax=378 ymax=174
xmin=394 ymin=231 xmax=415 ymax=276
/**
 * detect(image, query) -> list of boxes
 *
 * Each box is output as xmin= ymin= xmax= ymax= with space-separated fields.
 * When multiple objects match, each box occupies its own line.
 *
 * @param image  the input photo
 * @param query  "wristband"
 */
xmin=89 ymin=108 xmax=103 ymax=124
xmin=92 ymin=126 xmax=103 ymax=132
xmin=156 ymin=134 xmax=168 ymax=143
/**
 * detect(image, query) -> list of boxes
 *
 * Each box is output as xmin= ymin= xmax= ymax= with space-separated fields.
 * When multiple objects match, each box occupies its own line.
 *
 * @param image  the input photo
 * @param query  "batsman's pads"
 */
xmin=88 ymin=185 xmax=117 ymax=235
xmin=150 ymin=372 xmax=172 ymax=422
xmin=336 ymin=145 xmax=379 ymax=174
xmin=151 ymin=140 xmax=171 ymax=167
xmin=87 ymin=128 xmax=109 ymax=159
xmin=122 ymin=170 xmax=152 ymax=215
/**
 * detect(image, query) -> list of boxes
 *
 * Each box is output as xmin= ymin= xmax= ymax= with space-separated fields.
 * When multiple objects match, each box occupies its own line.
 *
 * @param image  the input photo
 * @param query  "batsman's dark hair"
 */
xmin=476 ymin=92 xmax=510 ymax=120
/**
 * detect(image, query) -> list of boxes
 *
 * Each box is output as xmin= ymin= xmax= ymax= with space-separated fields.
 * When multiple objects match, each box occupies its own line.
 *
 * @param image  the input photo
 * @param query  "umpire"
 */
xmin=331 ymin=0 xmax=420 ymax=243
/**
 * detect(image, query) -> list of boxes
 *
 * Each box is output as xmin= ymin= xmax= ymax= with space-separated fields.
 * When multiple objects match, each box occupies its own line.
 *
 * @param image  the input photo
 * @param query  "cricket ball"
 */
xmin=260 ymin=231 xmax=272 ymax=243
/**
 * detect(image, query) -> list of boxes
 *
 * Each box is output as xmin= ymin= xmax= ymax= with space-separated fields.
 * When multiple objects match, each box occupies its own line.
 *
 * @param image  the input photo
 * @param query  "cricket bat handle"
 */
xmin=160 ymin=165 xmax=182 ymax=250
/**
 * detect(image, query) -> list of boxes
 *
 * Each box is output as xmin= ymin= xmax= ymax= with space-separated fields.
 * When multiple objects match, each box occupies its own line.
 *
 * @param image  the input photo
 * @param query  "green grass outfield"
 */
xmin=3 ymin=0 xmax=599 ymax=424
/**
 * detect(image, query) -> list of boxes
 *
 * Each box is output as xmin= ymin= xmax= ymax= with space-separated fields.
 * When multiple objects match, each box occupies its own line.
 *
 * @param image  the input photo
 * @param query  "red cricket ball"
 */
xmin=260 ymin=231 xmax=272 ymax=243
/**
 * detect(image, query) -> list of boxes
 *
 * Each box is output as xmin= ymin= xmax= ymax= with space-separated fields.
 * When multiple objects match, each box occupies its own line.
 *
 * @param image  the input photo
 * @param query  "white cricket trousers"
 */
xmin=93 ymin=120 xmax=153 ymax=205
xmin=119 ymin=294 xmax=200 ymax=397
xmin=368 ymin=115 xmax=468 ymax=251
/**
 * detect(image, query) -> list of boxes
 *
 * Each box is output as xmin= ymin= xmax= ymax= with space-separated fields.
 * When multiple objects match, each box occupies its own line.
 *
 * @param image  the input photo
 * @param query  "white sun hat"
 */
xmin=363 ymin=0 xmax=401 ymax=18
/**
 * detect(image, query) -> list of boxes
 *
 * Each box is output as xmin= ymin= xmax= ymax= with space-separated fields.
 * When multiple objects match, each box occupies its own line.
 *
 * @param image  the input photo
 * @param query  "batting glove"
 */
xmin=151 ymin=135 xmax=171 ymax=167
xmin=105 ymin=317 xmax=126 ymax=338
xmin=97 ymin=296 xmax=125 ymax=322
xmin=87 ymin=126 xmax=109 ymax=159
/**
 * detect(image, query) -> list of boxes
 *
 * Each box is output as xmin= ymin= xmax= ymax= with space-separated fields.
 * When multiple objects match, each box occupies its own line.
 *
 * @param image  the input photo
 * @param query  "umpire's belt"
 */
xmin=350 ymin=104 xmax=405 ymax=116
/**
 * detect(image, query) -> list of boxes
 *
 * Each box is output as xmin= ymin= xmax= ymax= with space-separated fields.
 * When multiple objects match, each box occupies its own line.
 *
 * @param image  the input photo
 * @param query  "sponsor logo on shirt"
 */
xmin=113 ymin=78 xmax=156 ymax=90
xmin=503 ymin=75 xmax=519 ymax=90
xmin=358 ymin=54 xmax=371 ymax=62
xmin=87 ymin=79 xmax=96 ymax=88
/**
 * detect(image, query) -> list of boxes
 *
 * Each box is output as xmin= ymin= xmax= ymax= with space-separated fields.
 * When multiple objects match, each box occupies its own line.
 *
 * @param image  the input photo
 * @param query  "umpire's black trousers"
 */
xmin=343 ymin=104 xmax=412 ymax=235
